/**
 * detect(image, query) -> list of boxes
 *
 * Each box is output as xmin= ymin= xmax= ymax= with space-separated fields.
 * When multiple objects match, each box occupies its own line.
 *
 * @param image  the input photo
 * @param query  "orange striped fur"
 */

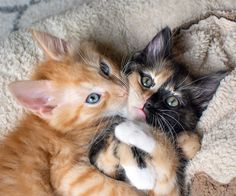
xmin=0 ymin=31 xmax=144 ymax=196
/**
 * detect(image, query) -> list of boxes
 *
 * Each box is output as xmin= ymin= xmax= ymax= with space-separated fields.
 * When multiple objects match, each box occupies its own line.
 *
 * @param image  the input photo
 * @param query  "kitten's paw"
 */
xmin=177 ymin=132 xmax=201 ymax=159
xmin=115 ymin=121 xmax=156 ymax=153
xmin=123 ymin=165 xmax=156 ymax=190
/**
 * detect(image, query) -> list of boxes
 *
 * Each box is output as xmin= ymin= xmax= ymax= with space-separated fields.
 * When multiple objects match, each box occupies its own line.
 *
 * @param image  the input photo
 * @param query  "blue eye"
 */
xmin=86 ymin=93 xmax=101 ymax=104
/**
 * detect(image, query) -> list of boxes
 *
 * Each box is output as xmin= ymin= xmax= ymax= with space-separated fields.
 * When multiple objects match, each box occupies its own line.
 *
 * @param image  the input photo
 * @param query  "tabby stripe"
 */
xmin=79 ymin=181 xmax=103 ymax=196
xmin=53 ymin=164 xmax=72 ymax=188
xmin=108 ymin=186 xmax=116 ymax=196
xmin=63 ymin=106 xmax=82 ymax=127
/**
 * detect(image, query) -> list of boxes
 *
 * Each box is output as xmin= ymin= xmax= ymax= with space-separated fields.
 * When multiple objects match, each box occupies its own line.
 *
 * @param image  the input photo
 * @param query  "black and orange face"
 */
xmin=124 ymin=27 xmax=227 ymax=135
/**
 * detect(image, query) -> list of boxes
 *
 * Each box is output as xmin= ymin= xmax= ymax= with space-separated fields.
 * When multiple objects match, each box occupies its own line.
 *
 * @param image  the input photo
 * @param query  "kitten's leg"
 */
xmin=115 ymin=121 xmax=180 ymax=196
xmin=150 ymin=132 xmax=180 ymax=196
xmin=177 ymin=131 xmax=201 ymax=159
xmin=50 ymin=142 xmax=143 ymax=196
xmin=93 ymin=138 xmax=120 ymax=179
xmin=53 ymin=163 xmax=145 ymax=196
xmin=116 ymin=143 xmax=156 ymax=190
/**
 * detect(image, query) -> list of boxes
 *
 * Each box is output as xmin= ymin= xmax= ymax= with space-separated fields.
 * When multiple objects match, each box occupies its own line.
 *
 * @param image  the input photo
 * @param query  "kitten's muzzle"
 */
xmin=143 ymin=100 xmax=153 ymax=111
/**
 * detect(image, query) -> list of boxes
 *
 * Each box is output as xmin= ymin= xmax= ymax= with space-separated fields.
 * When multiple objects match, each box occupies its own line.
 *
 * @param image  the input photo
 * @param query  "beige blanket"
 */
xmin=0 ymin=0 xmax=236 ymax=195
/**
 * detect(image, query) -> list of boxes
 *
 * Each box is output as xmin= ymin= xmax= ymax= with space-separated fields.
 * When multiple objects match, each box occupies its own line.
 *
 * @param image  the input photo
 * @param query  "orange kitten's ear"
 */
xmin=30 ymin=30 xmax=68 ymax=60
xmin=8 ymin=80 xmax=58 ymax=119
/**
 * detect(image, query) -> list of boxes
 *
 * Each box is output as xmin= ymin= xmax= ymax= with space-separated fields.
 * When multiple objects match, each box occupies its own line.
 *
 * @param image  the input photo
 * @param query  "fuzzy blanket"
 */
xmin=1 ymin=0 xmax=236 ymax=195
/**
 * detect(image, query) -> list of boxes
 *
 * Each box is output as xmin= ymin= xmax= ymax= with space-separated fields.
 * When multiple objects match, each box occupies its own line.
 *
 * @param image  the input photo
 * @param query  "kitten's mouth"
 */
xmin=133 ymin=107 xmax=146 ymax=121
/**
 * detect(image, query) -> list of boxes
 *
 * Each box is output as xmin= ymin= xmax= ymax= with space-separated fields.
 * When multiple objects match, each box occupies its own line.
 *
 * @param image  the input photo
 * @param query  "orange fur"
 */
xmin=0 ymin=31 xmax=144 ymax=196
xmin=0 ymin=30 xmax=199 ymax=196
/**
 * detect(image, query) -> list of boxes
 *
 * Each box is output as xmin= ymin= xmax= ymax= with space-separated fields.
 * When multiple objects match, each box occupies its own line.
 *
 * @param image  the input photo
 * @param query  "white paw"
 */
xmin=123 ymin=165 xmax=156 ymax=190
xmin=115 ymin=121 xmax=156 ymax=153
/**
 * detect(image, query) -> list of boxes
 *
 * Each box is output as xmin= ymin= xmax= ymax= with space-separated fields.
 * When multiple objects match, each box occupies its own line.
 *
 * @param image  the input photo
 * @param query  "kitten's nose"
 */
xmin=143 ymin=100 xmax=153 ymax=112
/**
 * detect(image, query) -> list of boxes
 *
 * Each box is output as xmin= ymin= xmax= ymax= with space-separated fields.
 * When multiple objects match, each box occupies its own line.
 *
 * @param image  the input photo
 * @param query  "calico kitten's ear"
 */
xmin=193 ymin=70 xmax=228 ymax=116
xmin=30 ymin=30 xmax=68 ymax=60
xmin=8 ymin=80 xmax=59 ymax=119
xmin=123 ymin=27 xmax=172 ymax=74
xmin=144 ymin=26 xmax=172 ymax=60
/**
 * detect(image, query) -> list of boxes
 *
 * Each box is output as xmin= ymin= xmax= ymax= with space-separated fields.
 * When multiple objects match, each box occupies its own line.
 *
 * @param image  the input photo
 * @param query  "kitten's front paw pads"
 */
xmin=115 ymin=121 xmax=155 ymax=153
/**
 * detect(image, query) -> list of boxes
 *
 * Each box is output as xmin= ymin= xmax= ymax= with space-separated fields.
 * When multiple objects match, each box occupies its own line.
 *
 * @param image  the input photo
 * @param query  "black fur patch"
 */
xmin=131 ymin=146 xmax=148 ymax=168
xmin=88 ymin=128 xmax=111 ymax=166
xmin=115 ymin=166 xmax=126 ymax=181
xmin=89 ymin=116 xmax=124 ymax=165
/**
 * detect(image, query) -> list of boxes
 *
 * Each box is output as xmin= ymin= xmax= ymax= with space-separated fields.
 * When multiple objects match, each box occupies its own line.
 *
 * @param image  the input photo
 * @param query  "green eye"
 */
xmin=166 ymin=96 xmax=179 ymax=107
xmin=141 ymin=75 xmax=153 ymax=88
xmin=86 ymin=93 xmax=101 ymax=104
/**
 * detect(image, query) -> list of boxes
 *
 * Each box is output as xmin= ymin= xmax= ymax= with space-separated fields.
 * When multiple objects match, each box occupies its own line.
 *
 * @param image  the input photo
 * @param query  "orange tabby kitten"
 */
xmin=0 ymin=31 xmax=146 ymax=196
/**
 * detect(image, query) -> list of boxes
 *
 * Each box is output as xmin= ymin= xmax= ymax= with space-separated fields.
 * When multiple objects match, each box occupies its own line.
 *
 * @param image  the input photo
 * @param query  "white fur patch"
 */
xmin=123 ymin=165 xmax=156 ymax=190
xmin=115 ymin=121 xmax=156 ymax=153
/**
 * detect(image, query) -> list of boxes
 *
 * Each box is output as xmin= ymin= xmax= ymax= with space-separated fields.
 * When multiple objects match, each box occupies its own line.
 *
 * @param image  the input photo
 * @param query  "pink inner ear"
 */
xmin=8 ymin=80 xmax=56 ymax=116
xmin=18 ymin=96 xmax=49 ymax=110
xmin=31 ymin=30 xmax=68 ymax=60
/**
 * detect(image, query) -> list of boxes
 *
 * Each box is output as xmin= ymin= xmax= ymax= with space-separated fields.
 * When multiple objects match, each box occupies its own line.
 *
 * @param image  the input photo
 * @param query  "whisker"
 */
xmin=178 ymin=74 xmax=215 ymax=90
xmin=158 ymin=114 xmax=176 ymax=143
xmin=176 ymin=71 xmax=190 ymax=89
xmin=161 ymin=112 xmax=185 ymax=131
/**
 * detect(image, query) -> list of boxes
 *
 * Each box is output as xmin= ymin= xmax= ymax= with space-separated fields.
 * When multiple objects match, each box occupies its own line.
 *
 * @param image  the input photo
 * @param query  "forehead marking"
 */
xmin=152 ymin=68 xmax=174 ymax=91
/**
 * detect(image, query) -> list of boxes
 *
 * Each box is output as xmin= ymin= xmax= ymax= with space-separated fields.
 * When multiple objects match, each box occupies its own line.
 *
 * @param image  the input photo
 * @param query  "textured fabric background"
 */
xmin=173 ymin=13 xmax=236 ymax=195
xmin=0 ymin=0 xmax=91 ymax=40
xmin=0 ymin=0 xmax=236 ymax=195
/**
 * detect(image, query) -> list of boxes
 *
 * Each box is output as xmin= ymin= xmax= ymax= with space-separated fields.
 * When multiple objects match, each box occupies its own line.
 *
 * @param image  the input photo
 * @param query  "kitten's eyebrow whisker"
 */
xmin=176 ymin=72 xmax=190 ymax=89
xmin=179 ymin=75 xmax=213 ymax=89
xmin=77 ymin=50 xmax=91 ymax=66
xmin=121 ymin=54 xmax=130 ymax=70
xmin=112 ymin=72 xmax=129 ymax=89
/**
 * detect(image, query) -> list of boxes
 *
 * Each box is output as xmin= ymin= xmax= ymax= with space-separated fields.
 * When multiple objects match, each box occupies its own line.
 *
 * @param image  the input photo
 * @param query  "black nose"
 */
xmin=143 ymin=100 xmax=153 ymax=113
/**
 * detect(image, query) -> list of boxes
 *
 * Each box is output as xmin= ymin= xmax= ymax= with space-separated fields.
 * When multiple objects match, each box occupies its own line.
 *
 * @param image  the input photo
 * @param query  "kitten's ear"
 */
xmin=193 ymin=71 xmax=228 ymax=116
xmin=30 ymin=30 xmax=68 ymax=60
xmin=143 ymin=26 xmax=172 ymax=63
xmin=8 ymin=80 xmax=58 ymax=119
xmin=123 ymin=27 xmax=172 ymax=74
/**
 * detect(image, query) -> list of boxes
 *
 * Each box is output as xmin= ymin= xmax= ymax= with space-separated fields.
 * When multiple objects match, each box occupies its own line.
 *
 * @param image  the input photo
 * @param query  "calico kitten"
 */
xmin=123 ymin=27 xmax=227 ymax=158
xmin=0 ymin=31 xmax=146 ymax=195
xmin=90 ymin=27 xmax=227 ymax=195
